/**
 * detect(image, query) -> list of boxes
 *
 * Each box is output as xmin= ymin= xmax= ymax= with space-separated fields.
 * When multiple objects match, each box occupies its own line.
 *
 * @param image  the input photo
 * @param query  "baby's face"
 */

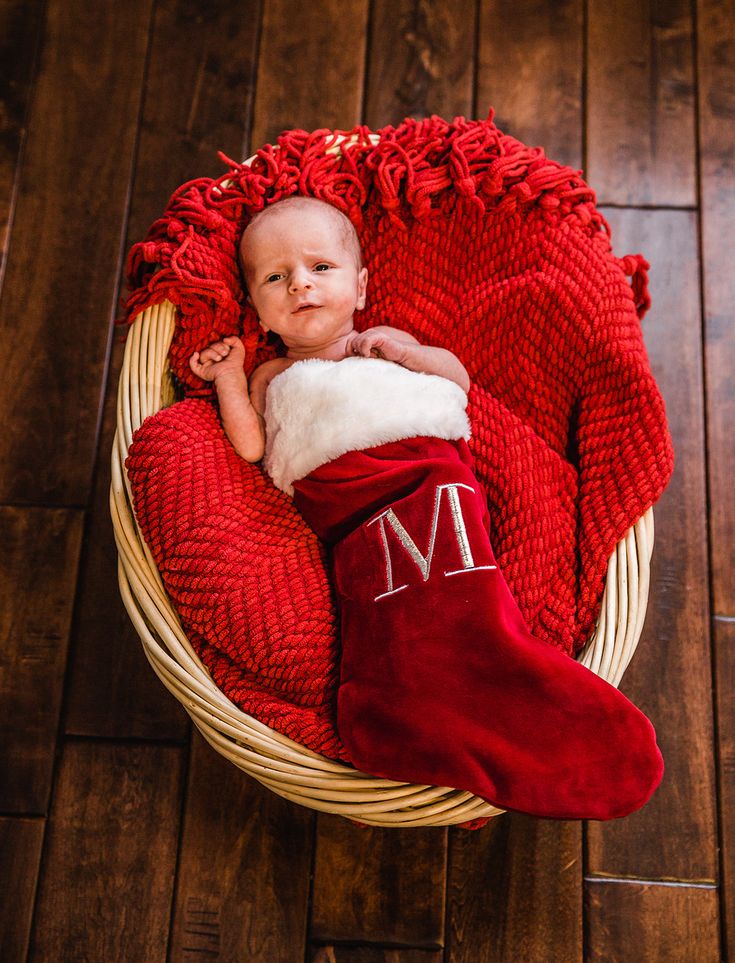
xmin=241 ymin=205 xmax=368 ymax=353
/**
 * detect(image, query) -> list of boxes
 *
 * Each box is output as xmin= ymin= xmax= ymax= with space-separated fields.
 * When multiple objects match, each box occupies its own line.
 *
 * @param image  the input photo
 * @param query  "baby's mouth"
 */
xmin=294 ymin=303 xmax=320 ymax=313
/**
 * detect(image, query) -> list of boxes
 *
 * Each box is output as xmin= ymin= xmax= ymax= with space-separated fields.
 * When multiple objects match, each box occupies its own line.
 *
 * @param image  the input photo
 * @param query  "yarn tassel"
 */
xmin=618 ymin=253 xmax=652 ymax=320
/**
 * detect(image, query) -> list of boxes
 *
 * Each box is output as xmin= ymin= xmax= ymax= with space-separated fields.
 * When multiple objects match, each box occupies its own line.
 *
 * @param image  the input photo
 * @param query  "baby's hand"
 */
xmin=346 ymin=329 xmax=407 ymax=364
xmin=189 ymin=336 xmax=246 ymax=383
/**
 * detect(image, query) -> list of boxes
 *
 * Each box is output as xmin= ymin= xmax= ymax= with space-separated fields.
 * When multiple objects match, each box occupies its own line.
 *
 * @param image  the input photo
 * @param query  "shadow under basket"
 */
xmin=111 ymin=296 xmax=654 ymax=829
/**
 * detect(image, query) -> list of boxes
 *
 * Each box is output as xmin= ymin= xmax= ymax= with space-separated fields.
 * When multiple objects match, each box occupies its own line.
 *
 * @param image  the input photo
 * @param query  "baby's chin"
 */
xmin=284 ymin=318 xmax=355 ymax=339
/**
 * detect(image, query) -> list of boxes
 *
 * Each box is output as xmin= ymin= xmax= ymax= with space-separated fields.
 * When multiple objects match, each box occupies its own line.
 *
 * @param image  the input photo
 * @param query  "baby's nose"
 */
xmin=289 ymin=269 xmax=313 ymax=293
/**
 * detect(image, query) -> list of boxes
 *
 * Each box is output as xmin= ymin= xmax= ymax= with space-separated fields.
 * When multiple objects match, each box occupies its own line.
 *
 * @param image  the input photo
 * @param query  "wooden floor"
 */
xmin=1 ymin=0 xmax=733 ymax=960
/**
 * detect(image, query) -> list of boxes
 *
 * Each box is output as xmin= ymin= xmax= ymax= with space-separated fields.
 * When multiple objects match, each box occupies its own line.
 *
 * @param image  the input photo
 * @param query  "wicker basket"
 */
xmin=111 ymin=142 xmax=655 ymax=828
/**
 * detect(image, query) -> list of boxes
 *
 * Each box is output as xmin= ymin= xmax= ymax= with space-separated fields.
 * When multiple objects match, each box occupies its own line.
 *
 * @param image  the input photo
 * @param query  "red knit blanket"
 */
xmin=124 ymin=111 xmax=673 ymax=762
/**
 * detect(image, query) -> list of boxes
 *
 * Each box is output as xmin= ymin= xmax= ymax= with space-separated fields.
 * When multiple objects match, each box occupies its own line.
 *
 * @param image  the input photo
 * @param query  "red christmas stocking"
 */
xmin=293 ymin=436 xmax=663 ymax=820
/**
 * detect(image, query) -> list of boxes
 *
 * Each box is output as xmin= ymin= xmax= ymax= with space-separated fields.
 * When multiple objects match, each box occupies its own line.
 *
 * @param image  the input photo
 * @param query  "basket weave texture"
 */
xmin=113 ymin=116 xmax=668 ymax=826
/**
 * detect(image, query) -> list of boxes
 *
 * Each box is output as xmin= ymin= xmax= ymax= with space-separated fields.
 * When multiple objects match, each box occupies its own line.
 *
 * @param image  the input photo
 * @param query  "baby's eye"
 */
xmin=265 ymin=273 xmax=283 ymax=283
xmin=314 ymin=263 xmax=331 ymax=272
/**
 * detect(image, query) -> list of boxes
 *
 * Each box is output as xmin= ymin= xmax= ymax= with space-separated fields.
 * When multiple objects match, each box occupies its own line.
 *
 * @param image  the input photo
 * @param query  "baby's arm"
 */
xmin=189 ymin=336 xmax=265 ymax=462
xmin=346 ymin=326 xmax=470 ymax=392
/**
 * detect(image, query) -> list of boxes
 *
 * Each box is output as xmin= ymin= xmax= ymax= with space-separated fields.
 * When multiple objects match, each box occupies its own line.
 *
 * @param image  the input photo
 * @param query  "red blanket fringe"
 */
xmin=122 ymin=110 xmax=641 ymax=391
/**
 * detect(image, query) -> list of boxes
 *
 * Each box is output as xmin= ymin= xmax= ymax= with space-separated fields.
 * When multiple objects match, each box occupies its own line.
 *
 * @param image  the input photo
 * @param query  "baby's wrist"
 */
xmin=393 ymin=340 xmax=412 ymax=366
xmin=213 ymin=367 xmax=247 ymax=389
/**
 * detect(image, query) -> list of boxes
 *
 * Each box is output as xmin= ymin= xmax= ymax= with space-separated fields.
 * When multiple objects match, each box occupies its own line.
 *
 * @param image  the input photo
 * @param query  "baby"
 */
xmin=189 ymin=195 xmax=470 ymax=461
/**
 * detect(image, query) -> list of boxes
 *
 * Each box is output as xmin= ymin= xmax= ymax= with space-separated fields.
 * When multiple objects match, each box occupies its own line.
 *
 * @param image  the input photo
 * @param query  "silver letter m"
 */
xmin=366 ymin=483 xmax=496 ymax=601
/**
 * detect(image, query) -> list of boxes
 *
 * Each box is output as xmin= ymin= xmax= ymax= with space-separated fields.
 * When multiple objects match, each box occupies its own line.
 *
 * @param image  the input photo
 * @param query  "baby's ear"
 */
xmin=356 ymin=267 xmax=368 ymax=310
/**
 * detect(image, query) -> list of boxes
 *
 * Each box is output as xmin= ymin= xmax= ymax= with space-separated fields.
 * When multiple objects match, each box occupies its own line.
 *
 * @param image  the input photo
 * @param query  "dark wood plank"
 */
xmin=250 ymin=0 xmax=369 ymax=148
xmin=697 ymin=3 xmax=735 ymax=954
xmin=312 ymin=948 xmax=441 ymax=962
xmin=64 ymin=0 xmax=262 ymax=741
xmin=587 ymin=0 xmax=696 ymax=206
xmin=364 ymin=0 xmax=475 ymax=128
xmin=446 ymin=814 xmax=582 ymax=962
xmin=0 ymin=0 xmax=153 ymax=506
xmin=586 ymin=210 xmax=717 ymax=882
xmin=125 ymin=0 xmax=262 ymax=242
xmin=311 ymin=815 xmax=446 ymax=947
xmin=0 ymin=507 xmax=83 ymax=813
xmin=30 ymin=741 xmax=184 ymax=962
xmin=64 ymin=370 xmax=189 ymax=740
xmin=63 ymin=332 xmax=189 ymax=740
xmin=477 ymin=0 xmax=583 ymax=167
xmin=0 ymin=817 xmax=45 ymax=963
xmin=585 ymin=880 xmax=720 ymax=962
xmin=698 ymin=0 xmax=735 ymax=615
xmin=170 ymin=731 xmax=313 ymax=962
xmin=0 ymin=0 xmax=45 ymax=283
xmin=714 ymin=618 xmax=735 ymax=963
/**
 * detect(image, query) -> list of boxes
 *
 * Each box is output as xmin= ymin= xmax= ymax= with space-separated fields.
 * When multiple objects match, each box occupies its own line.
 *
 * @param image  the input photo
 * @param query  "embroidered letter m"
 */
xmin=366 ymin=483 xmax=496 ymax=601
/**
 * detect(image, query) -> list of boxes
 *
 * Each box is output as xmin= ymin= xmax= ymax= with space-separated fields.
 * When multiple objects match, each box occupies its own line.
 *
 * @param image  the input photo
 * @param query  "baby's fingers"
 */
xmin=351 ymin=333 xmax=377 ymax=356
xmin=223 ymin=335 xmax=246 ymax=358
xmin=199 ymin=343 xmax=230 ymax=364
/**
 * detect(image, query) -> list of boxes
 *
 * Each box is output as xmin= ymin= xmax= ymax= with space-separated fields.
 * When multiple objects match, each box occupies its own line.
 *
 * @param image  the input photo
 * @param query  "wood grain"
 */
xmin=698 ymin=0 xmax=735 ymax=616
xmin=0 ymin=0 xmax=44 ymax=284
xmin=587 ymin=0 xmax=696 ymax=205
xmin=714 ymin=617 xmax=735 ymax=962
xmin=0 ymin=507 xmax=83 ymax=813
xmin=126 ymin=0 xmax=262 ymax=240
xmin=446 ymin=814 xmax=582 ymax=962
xmin=0 ymin=0 xmax=152 ymax=505
xmin=63 ymin=354 xmax=190 ymax=739
xmin=311 ymin=815 xmax=446 ymax=947
xmin=586 ymin=880 xmax=720 ymax=962
xmin=250 ymin=0 xmax=369 ymax=148
xmin=170 ymin=731 xmax=313 ymax=962
xmin=311 ymin=947 xmax=442 ymax=962
xmin=30 ymin=742 xmax=184 ymax=962
xmin=586 ymin=209 xmax=717 ymax=882
xmin=0 ymin=817 xmax=45 ymax=962
xmin=697 ymin=0 xmax=735 ymax=954
xmin=365 ymin=0 xmax=475 ymax=128
xmin=477 ymin=0 xmax=583 ymax=167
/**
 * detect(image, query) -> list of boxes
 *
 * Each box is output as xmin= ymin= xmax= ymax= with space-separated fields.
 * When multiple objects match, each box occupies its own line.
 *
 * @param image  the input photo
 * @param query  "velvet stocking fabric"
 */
xmin=293 ymin=436 xmax=663 ymax=820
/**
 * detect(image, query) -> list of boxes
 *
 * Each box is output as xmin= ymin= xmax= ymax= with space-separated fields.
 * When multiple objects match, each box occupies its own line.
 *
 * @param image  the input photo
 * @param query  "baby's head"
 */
xmin=240 ymin=196 xmax=363 ymax=275
xmin=239 ymin=196 xmax=368 ymax=356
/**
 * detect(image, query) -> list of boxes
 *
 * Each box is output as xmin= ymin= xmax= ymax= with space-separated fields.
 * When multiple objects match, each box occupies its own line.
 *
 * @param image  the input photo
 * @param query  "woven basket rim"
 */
xmin=112 ymin=131 xmax=655 ymax=824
